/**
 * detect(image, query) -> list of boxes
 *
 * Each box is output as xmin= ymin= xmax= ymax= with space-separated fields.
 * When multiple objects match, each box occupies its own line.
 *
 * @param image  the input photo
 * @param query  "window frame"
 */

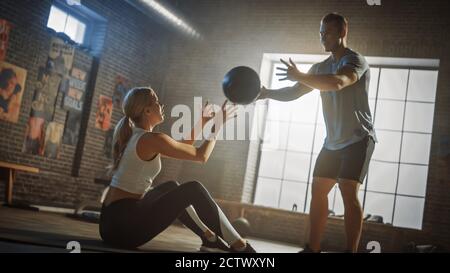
xmin=47 ymin=1 xmax=96 ymax=48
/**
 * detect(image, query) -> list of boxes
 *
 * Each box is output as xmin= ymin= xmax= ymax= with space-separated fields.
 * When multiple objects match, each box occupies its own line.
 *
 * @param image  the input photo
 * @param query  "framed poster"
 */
xmin=62 ymin=109 xmax=82 ymax=146
xmin=0 ymin=19 xmax=12 ymax=61
xmin=112 ymin=75 xmax=129 ymax=108
xmin=30 ymin=66 xmax=61 ymax=121
xmin=0 ymin=61 xmax=27 ymax=123
xmin=43 ymin=122 xmax=64 ymax=159
xmin=48 ymin=37 xmax=74 ymax=77
xmin=22 ymin=116 xmax=45 ymax=155
xmin=71 ymin=67 xmax=87 ymax=81
xmin=60 ymin=68 xmax=86 ymax=111
xmin=104 ymin=128 xmax=114 ymax=159
xmin=95 ymin=95 xmax=113 ymax=131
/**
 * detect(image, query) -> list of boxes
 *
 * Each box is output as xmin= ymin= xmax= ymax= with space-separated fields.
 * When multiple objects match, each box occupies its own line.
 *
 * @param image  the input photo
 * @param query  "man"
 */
xmin=259 ymin=13 xmax=376 ymax=253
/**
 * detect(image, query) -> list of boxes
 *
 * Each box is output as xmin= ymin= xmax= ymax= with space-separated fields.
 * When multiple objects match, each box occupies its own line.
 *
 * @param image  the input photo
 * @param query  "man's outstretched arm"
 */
xmin=258 ymin=82 xmax=313 ymax=102
xmin=277 ymin=58 xmax=359 ymax=92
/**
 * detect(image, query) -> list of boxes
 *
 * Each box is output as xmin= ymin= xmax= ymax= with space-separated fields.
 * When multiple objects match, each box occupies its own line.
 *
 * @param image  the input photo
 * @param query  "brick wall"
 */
xmin=0 ymin=0 xmax=170 ymax=207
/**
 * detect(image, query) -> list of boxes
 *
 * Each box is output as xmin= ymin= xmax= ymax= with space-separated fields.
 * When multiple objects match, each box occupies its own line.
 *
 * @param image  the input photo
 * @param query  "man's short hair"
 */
xmin=321 ymin=12 xmax=348 ymax=32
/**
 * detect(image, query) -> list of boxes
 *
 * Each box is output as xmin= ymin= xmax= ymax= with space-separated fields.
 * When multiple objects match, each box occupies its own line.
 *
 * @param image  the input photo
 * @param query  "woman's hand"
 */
xmin=202 ymin=100 xmax=238 ymax=127
xmin=201 ymin=100 xmax=215 ymax=127
xmin=221 ymin=100 xmax=238 ymax=125
xmin=211 ymin=100 xmax=238 ymax=134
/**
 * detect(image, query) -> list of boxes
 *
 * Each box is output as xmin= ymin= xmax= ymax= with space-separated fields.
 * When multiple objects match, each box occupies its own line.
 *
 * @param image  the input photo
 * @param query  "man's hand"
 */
xmin=276 ymin=58 xmax=302 ymax=82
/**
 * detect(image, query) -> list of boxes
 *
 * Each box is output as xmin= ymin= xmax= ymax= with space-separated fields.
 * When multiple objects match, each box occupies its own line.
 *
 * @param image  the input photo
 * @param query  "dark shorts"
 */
xmin=313 ymin=135 xmax=375 ymax=184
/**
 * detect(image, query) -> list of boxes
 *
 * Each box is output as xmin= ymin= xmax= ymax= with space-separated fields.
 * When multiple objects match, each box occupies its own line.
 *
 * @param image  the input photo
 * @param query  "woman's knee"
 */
xmin=158 ymin=180 xmax=179 ymax=190
xmin=165 ymin=180 xmax=180 ymax=187
xmin=182 ymin=180 xmax=208 ymax=193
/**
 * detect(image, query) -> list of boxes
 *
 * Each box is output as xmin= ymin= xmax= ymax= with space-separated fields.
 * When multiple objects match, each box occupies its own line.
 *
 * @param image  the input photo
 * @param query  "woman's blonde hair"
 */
xmin=109 ymin=87 xmax=156 ymax=173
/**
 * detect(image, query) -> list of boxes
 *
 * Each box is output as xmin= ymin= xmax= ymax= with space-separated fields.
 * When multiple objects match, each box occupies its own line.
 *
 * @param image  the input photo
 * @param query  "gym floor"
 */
xmin=0 ymin=206 xmax=300 ymax=253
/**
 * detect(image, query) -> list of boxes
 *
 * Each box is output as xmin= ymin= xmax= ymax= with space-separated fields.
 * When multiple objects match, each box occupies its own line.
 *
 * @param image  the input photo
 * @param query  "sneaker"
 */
xmin=298 ymin=244 xmax=321 ymax=253
xmin=230 ymin=242 xmax=257 ymax=253
xmin=199 ymin=236 xmax=231 ymax=253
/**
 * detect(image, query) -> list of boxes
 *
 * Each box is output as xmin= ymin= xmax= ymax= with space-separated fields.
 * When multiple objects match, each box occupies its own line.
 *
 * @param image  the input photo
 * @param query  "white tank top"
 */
xmin=110 ymin=127 xmax=162 ymax=195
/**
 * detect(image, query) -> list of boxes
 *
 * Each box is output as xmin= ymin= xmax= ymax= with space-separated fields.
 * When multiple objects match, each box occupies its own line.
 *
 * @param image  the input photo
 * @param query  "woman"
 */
xmin=100 ymin=87 xmax=256 ymax=253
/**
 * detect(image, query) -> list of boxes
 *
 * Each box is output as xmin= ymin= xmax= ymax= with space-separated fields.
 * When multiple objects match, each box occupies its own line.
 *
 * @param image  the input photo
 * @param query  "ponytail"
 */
xmin=109 ymin=116 xmax=133 ymax=173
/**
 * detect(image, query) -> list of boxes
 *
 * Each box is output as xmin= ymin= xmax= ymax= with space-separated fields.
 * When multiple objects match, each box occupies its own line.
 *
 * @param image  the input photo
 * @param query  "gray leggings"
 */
xmin=99 ymin=180 xmax=240 ymax=249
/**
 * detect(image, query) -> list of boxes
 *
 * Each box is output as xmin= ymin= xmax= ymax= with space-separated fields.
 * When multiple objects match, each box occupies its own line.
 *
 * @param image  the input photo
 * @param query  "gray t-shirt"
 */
xmin=309 ymin=48 xmax=377 ymax=150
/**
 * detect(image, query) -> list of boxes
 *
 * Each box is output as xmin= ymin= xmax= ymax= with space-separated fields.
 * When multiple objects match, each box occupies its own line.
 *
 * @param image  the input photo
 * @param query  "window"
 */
xmin=47 ymin=5 xmax=86 ymax=44
xmin=253 ymin=54 xmax=439 ymax=230
xmin=46 ymin=1 xmax=107 ymax=56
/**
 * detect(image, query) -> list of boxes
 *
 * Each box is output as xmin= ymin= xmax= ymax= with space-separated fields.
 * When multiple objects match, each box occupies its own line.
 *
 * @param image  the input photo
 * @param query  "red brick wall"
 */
xmin=0 ymin=0 xmax=170 ymax=207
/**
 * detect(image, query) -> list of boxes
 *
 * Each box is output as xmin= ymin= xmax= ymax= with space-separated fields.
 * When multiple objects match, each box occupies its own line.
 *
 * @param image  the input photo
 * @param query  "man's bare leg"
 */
xmin=338 ymin=179 xmax=363 ymax=253
xmin=308 ymin=177 xmax=337 ymax=252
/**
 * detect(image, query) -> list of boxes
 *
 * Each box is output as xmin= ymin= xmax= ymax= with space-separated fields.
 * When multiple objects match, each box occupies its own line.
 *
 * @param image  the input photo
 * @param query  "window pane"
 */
xmin=290 ymin=91 xmax=319 ymax=124
xmin=305 ymin=183 xmax=312 ymax=212
xmin=367 ymin=161 xmax=398 ymax=193
xmin=359 ymin=189 xmax=366 ymax=209
xmin=400 ymin=133 xmax=432 ymax=165
xmin=364 ymin=192 xmax=395 ymax=224
xmin=331 ymin=186 xmax=344 ymax=216
xmin=313 ymin=124 xmax=326 ymax=154
xmin=407 ymin=70 xmax=438 ymax=102
xmin=374 ymin=100 xmax=405 ymax=131
xmin=287 ymin=123 xmax=315 ymax=153
xmin=404 ymin=102 xmax=435 ymax=133
xmin=369 ymin=99 xmax=376 ymax=117
xmin=393 ymin=196 xmax=425 ymax=229
xmin=298 ymin=64 xmax=313 ymax=73
xmin=279 ymin=181 xmax=307 ymax=212
xmin=267 ymin=100 xmax=291 ymax=121
xmin=75 ymin=20 xmax=86 ymax=44
xmin=397 ymin=164 xmax=428 ymax=197
xmin=368 ymin=67 xmax=380 ymax=99
xmin=258 ymin=150 xmax=285 ymax=179
xmin=372 ymin=130 xmax=402 ymax=162
xmin=284 ymin=152 xmax=311 ymax=182
xmin=254 ymin=177 xmax=281 ymax=208
xmin=316 ymin=101 xmax=325 ymax=125
xmin=47 ymin=6 xmax=67 ymax=33
xmin=262 ymin=121 xmax=289 ymax=150
xmin=65 ymin=15 xmax=85 ymax=44
xmin=378 ymin=68 xmax=409 ymax=100
xmin=309 ymin=154 xmax=318 ymax=182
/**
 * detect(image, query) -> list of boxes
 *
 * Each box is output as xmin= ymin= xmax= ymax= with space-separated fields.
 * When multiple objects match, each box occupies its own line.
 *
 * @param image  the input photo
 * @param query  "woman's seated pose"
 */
xmin=99 ymin=87 xmax=256 ymax=253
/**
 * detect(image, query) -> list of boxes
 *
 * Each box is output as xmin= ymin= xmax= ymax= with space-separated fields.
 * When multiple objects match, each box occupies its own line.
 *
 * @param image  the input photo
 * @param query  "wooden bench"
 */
xmin=0 ymin=161 xmax=39 ymax=206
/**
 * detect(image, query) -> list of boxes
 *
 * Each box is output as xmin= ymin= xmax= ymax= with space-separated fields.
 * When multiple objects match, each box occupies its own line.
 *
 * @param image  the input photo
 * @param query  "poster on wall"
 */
xmin=60 ymin=67 xmax=86 ymax=111
xmin=22 ymin=116 xmax=45 ymax=155
xmin=43 ymin=122 xmax=64 ymax=159
xmin=62 ymin=109 xmax=82 ymax=146
xmin=48 ymin=37 xmax=74 ymax=77
xmin=0 ymin=61 xmax=27 ymax=123
xmin=95 ymin=95 xmax=113 ymax=131
xmin=30 ymin=66 xmax=61 ymax=121
xmin=112 ymin=75 xmax=130 ymax=108
xmin=71 ymin=67 xmax=87 ymax=81
xmin=0 ymin=19 xmax=12 ymax=61
xmin=104 ymin=129 xmax=114 ymax=159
